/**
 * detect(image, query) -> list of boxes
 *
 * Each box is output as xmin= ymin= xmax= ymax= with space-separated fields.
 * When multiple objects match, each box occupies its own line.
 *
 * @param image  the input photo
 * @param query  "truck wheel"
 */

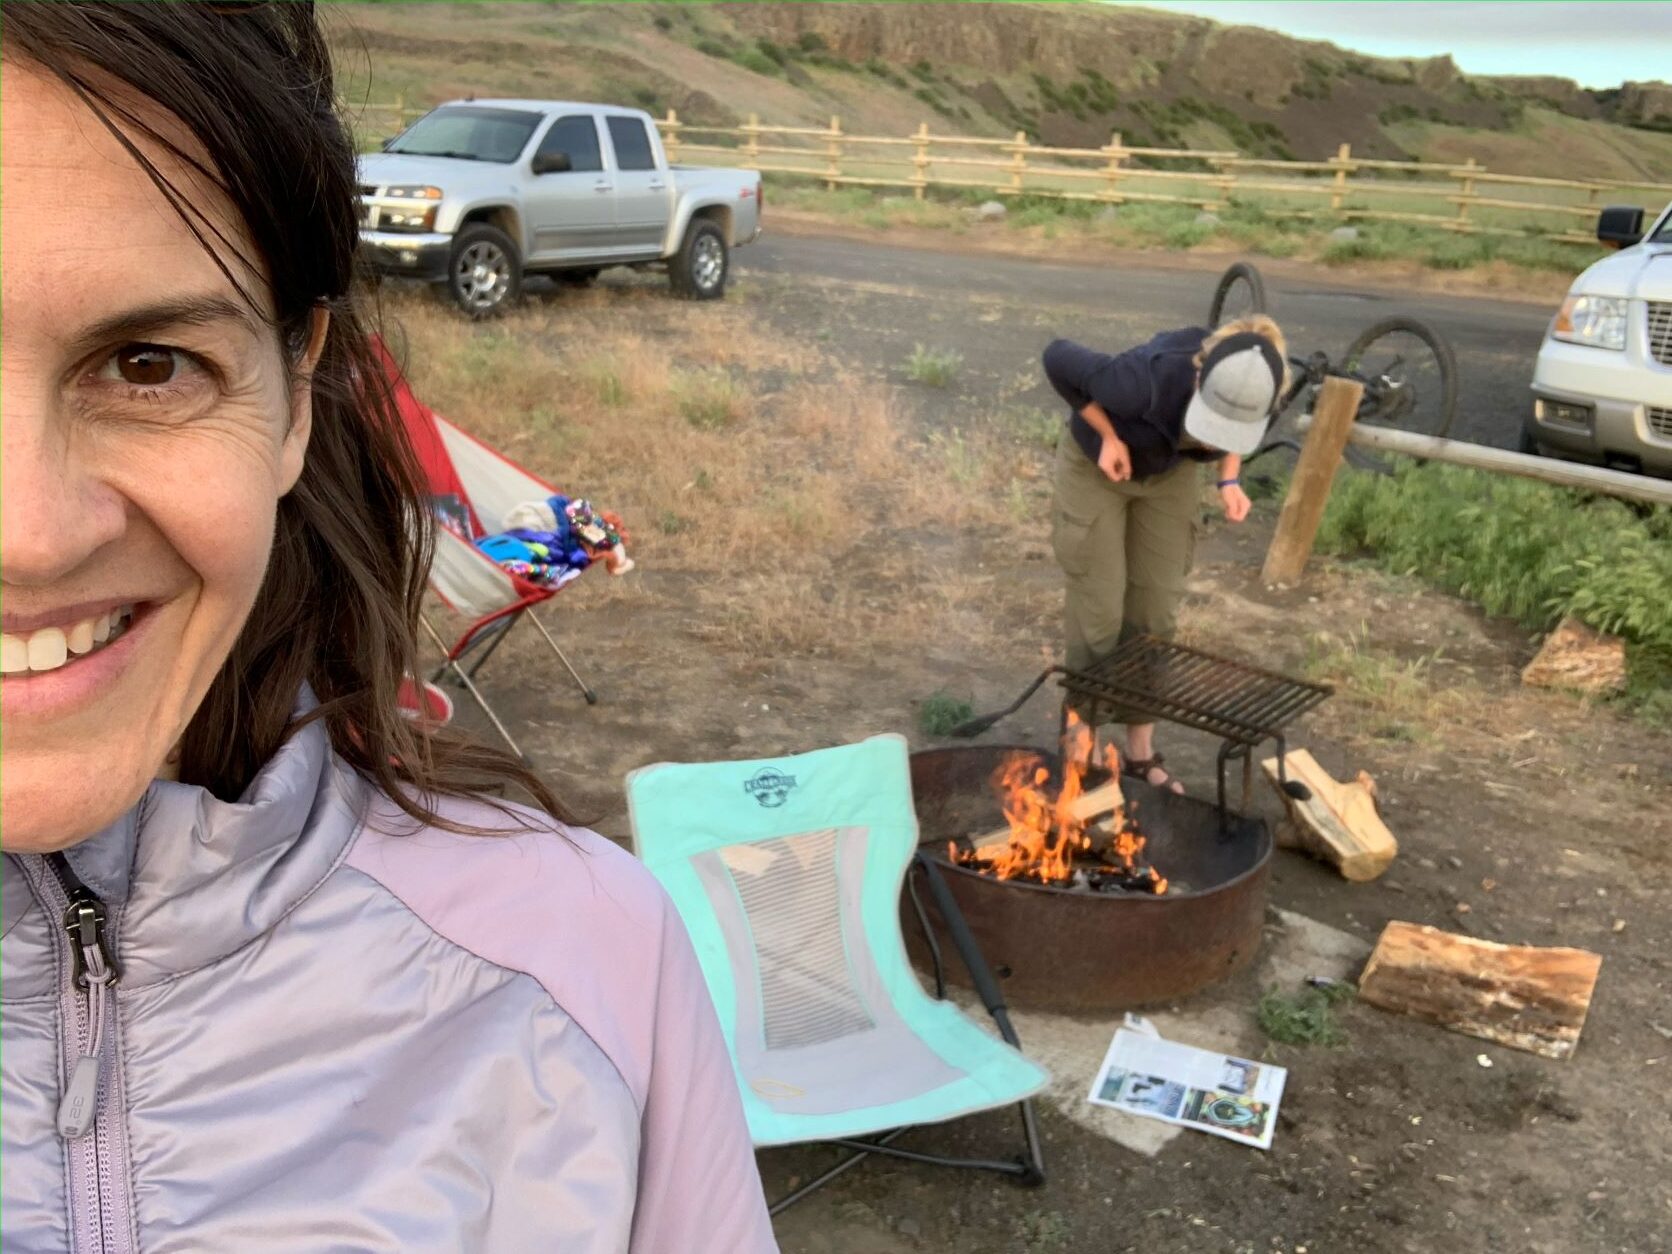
xmin=448 ymin=224 xmax=521 ymax=317
xmin=670 ymin=220 xmax=728 ymax=300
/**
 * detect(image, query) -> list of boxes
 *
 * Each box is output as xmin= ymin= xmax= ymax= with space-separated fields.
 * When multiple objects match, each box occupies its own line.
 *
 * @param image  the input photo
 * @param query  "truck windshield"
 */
xmin=1653 ymin=208 xmax=1672 ymax=244
xmin=387 ymin=107 xmax=542 ymax=164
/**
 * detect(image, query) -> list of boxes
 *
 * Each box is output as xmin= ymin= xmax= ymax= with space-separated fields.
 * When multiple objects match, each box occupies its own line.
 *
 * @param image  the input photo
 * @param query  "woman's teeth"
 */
xmin=0 ymin=607 xmax=133 ymax=675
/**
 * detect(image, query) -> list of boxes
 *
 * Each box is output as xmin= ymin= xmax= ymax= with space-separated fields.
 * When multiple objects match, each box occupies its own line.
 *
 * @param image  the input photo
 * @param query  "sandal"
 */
xmin=1122 ymin=753 xmax=1185 ymax=796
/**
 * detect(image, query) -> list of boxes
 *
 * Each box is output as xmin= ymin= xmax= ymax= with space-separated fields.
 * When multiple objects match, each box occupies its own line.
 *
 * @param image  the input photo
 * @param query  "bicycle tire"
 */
xmin=1341 ymin=315 xmax=1458 ymax=439
xmin=1208 ymin=261 xmax=1268 ymax=327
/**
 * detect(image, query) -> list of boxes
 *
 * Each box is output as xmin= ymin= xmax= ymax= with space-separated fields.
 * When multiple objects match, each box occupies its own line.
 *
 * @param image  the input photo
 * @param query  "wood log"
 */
xmin=968 ymin=778 xmax=1124 ymax=853
xmin=1357 ymin=922 xmax=1603 ymax=1060
xmin=1261 ymin=750 xmax=1397 ymax=882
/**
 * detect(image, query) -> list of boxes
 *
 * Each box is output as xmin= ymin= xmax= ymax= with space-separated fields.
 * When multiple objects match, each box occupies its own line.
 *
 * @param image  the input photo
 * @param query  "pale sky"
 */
xmin=1120 ymin=2 xmax=1672 ymax=89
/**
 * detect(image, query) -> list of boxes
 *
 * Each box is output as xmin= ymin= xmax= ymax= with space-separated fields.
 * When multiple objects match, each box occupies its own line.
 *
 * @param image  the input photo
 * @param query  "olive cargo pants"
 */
xmin=1051 ymin=435 xmax=1200 ymax=725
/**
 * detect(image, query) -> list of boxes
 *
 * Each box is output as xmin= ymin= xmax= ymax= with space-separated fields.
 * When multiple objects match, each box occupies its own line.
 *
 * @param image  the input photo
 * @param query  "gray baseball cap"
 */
xmin=1183 ymin=331 xmax=1284 ymax=455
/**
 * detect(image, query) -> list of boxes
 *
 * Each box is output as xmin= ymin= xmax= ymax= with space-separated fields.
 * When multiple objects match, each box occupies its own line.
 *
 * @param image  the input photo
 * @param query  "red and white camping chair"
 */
xmin=376 ymin=339 xmax=597 ymax=761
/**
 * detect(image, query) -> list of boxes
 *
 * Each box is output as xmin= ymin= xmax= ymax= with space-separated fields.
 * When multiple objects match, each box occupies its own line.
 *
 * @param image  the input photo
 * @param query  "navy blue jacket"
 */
xmin=1042 ymin=328 xmax=1219 ymax=480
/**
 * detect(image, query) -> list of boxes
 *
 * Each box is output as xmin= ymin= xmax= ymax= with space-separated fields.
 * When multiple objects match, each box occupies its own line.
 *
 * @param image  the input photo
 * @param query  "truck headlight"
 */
xmin=1552 ymin=295 xmax=1628 ymax=351
xmin=382 ymin=205 xmax=438 ymax=231
xmin=384 ymin=185 xmax=443 ymax=201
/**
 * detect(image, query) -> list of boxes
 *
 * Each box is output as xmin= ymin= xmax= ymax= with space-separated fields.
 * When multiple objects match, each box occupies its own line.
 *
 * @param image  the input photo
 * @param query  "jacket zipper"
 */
xmin=41 ymin=852 xmax=128 ymax=1252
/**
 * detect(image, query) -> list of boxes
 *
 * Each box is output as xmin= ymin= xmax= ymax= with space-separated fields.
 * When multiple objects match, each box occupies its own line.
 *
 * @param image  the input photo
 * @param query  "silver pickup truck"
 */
xmin=357 ymin=99 xmax=762 ymax=315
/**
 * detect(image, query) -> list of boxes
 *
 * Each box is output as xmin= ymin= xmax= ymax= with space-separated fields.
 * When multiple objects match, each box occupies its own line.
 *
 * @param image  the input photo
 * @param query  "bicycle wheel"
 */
xmin=1341 ymin=316 xmax=1457 ymax=439
xmin=1208 ymin=261 xmax=1267 ymax=327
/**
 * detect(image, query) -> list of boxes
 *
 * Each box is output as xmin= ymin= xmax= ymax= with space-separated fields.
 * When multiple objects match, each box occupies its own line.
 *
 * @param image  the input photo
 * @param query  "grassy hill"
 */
xmin=327 ymin=1 xmax=1672 ymax=184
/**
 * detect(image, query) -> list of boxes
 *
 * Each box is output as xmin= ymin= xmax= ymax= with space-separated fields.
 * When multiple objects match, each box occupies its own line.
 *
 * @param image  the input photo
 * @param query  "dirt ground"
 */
xmin=387 ymin=246 xmax=1670 ymax=1254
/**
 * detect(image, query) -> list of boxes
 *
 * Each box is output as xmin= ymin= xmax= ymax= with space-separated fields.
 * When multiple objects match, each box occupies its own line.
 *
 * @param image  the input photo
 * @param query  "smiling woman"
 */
xmin=0 ymin=4 xmax=773 ymax=1251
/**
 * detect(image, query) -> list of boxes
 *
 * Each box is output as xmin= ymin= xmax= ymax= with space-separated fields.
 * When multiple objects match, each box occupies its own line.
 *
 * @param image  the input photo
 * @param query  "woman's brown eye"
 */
xmin=115 ymin=345 xmax=177 ymax=386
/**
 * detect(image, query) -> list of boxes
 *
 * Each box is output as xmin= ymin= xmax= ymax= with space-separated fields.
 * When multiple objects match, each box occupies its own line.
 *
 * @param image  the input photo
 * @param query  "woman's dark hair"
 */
xmin=3 ymin=1 xmax=573 ymax=825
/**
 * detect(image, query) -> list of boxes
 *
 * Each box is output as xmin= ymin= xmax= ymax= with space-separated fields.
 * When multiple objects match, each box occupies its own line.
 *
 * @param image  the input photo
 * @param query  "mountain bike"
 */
xmin=1207 ymin=261 xmax=1458 ymax=467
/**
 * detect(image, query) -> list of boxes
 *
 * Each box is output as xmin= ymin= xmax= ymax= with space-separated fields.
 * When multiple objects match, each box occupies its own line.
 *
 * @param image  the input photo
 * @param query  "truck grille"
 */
xmin=1650 ymin=302 xmax=1672 ymax=367
xmin=1649 ymin=406 xmax=1672 ymax=440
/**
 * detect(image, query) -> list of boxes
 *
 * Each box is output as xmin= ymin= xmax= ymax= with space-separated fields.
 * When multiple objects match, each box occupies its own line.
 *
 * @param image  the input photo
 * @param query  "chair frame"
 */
xmin=420 ymin=595 xmax=595 ymax=763
xmin=764 ymin=851 xmax=1046 ymax=1216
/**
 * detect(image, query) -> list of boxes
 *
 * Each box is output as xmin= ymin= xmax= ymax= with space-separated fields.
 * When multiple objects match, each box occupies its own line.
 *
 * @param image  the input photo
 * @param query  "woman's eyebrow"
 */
xmin=68 ymin=295 xmax=262 ymax=356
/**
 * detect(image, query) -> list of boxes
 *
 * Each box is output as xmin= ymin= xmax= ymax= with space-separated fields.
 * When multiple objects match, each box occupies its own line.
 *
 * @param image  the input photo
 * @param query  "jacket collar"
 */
xmin=2 ymin=688 xmax=367 ymax=992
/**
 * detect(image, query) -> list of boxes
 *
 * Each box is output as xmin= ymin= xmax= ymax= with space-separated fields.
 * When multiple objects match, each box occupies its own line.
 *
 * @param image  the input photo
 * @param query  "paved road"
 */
xmin=738 ymin=231 xmax=1555 ymax=450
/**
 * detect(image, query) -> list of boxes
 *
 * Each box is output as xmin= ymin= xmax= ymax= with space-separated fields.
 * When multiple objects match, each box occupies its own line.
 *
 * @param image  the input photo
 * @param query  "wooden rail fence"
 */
xmin=344 ymin=98 xmax=1671 ymax=246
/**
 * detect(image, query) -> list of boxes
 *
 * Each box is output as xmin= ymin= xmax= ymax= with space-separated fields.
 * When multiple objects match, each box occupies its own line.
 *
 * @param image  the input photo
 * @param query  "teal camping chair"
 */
xmin=626 ymin=734 xmax=1048 ymax=1214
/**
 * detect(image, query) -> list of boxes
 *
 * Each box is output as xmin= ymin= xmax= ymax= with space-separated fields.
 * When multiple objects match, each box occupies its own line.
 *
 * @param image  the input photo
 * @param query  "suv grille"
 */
xmin=1650 ymin=302 xmax=1672 ymax=367
xmin=1649 ymin=406 xmax=1672 ymax=440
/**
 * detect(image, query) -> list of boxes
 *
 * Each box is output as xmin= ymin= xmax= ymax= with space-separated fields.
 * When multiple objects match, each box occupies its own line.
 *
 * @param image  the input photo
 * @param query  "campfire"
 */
xmin=950 ymin=712 xmax=1168 ymax=895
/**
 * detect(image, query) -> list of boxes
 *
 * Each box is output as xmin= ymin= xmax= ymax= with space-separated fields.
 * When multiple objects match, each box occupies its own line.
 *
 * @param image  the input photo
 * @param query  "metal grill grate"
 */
xmin=1649 ymin=302 xmax=1672 ymax=368
xmin=1649 ymin=406 xmax=1672 ymax=440
xmin=1062 ymin=636 xmax=1332 ymax=745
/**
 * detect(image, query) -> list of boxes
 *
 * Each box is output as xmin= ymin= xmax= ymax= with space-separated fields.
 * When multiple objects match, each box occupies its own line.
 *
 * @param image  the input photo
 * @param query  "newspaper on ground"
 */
xmin=1087 ymin=1015 xmax=1287 ymax=1151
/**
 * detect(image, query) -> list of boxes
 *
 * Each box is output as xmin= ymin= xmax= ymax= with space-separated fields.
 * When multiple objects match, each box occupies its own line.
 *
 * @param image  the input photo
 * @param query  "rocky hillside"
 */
xmin=327 ymin=1 xmax=1672 ymax=184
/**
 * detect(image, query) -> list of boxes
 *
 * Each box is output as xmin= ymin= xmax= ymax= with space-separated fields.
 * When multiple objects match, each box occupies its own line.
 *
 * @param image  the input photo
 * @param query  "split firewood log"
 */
xmin=968 ymin=779 xmax=1125 ymax=854
xmin=1357 ymin=922 xmax=1603 ymax=1060
xmin=1261 ymin=749 xmax=1396 ymax=881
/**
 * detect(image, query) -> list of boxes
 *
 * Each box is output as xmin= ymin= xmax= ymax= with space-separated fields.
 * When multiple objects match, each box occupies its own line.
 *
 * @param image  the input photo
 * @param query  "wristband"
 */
xmin=1216 ymin=478 xmax=1240 ymax=489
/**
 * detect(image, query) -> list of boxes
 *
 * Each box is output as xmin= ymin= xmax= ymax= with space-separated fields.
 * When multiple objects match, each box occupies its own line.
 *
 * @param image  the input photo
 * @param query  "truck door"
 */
xmin=523 ymin=114 xmax=616 ymax=263
xmin=604 ymin=115 xmax=672 ymax=259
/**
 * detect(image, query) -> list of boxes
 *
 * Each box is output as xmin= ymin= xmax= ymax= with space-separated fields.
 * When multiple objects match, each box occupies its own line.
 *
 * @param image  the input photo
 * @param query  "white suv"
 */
xmin=1526 ymin=201 xmax=1672 ymax=477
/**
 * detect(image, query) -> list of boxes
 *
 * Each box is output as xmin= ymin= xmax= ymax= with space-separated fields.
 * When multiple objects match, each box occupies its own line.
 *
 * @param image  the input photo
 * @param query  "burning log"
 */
xmin=950 ymin=713 xmax=1168 ymax=894
xmin=967 ymin=779 xmax=1125 ymax=854
xmin=1261 ymin=750 xmax=1396 ymax=882
xmin=1357 ymin=922 xmax=1603 ymax=1060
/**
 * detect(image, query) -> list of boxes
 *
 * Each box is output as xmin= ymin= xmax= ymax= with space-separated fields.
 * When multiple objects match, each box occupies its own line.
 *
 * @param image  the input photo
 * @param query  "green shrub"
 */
xmin=652 ymin=14 xmax=672 ymax=32
xmin=1164 ymin=221 xmax=1211 ymax=249
xmin=754 ymin=38 xmax=787 ymax=66
xmin=695 ymin=38 xmax=730 ymax=59
xmin=905 ymin=344 xmax=962 ymax=387
xmin=1318 ymin=463 xmax=1672 ymax=720
xmin=1259 ymin=982 xmax=1354 ymax=1046
xmin=735 ymin=48 xmax=780 ymax=77
xmin=918 ymin=691 xmax=975 ymax=737
xmin=675 ymin=368 xmax=744 ymax=429
xmin=796 ymin=31 xmax=827 ymax=54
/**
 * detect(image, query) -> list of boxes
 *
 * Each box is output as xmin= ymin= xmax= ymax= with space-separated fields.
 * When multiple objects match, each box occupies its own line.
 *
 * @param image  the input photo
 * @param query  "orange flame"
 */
xmin=952 ymin=710 xmax=1167 ymax=893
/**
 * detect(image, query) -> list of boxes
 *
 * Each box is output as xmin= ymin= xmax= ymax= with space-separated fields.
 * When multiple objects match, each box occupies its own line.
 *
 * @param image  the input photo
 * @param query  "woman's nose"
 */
xmin=0 ymin=399 xmax=127 ymax=587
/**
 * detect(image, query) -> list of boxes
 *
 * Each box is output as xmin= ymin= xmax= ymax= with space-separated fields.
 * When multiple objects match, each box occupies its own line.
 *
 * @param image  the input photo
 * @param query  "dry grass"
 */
xmin=384 ymin=282 xmax=1021 ymax=660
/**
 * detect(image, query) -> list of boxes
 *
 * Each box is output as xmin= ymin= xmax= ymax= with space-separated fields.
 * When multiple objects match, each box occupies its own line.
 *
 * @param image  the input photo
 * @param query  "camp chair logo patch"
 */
xmin=744 ymin=768 xmax=797 ymax=808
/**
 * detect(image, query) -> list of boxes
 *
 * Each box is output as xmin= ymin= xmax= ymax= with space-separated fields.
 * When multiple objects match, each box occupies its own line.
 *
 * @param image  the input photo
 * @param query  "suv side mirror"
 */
xmin=1596 ymin=205 xmax=1644 ymax=249
xmin=531 ymin=151 xmax=572 ymax=176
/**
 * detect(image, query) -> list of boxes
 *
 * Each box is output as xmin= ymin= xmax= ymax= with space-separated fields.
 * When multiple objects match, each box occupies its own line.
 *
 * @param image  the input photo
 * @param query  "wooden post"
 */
xmin=1008 ymin=129 xmax=1028 ymax=192
xmin=912 ymin=121 xmax=930 ymax=200
xmin=824 ymin=115 xmax=843 ymax=190
xmin=1261 ymin=376 xmax=1363 ymax=586
xmin=1456 ymin=156 xmax=1479 ymax=228
xmin=744 ymin=112 xmax=761 ymax=164
xmin=394 ymin=91 xmax=407 ymax=130
xmin=662 ymin=108 xmax=681 ymax=163
xmin=1329 ymin=142 xmax=1351 ymax=213
xmin=1101 ymin=131 xmax=1125 ymax=204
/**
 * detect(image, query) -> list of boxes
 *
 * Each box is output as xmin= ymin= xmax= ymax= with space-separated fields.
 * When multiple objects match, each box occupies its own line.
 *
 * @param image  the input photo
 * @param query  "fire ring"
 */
xmin=905 ymin=745 xmax=1273 ymax=1013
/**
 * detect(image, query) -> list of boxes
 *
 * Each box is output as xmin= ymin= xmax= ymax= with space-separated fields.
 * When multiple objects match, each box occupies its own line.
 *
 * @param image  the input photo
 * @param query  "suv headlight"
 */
xmin=1552 ymin=295 xmax=1628 ymax=350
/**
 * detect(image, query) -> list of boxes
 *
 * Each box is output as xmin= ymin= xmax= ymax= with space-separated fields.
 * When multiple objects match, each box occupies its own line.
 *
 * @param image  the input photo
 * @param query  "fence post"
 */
xmin=744 ymin=112 xmax=761 ymax=164
xmin=394 ymin=91 xmax=407 ymax=130
xmin=662 ymin=108 xmax=681 ymax=163
xmin=825 ymin=115 xmax=843 ymax=190
xmin=1101 ymin=130 xmax=1125 ymax=204
xmin=1455 ymin=157 xmax=1479 ymax=231
xmin=1261 ymin=376 xmax=1364 ymax=587
xmin=1008 ymin=129 xmax=1028 ymax=193
xmin=912 ymin=122 xmax=930 ymax=200
xmin=1329 ymin=142 xmax=1351 ymax=213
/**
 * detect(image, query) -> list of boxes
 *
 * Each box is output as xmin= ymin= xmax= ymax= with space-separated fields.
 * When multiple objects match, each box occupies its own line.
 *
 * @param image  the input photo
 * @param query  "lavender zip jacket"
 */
xmin=0 ymin=705 xmax=777 ymax=1253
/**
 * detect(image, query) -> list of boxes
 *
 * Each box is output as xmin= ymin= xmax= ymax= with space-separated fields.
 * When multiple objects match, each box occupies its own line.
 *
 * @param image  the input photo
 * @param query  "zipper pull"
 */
xmin=59 ymin=1054 xmax=102 ymax=1139
xmin=46 ymin=854 xmax=119 ymax=1140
